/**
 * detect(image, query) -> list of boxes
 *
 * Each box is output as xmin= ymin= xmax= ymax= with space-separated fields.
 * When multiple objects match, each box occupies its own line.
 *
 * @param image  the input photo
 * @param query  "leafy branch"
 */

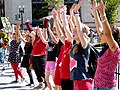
xmin=89 ymin=0 xmax=120 ymax=24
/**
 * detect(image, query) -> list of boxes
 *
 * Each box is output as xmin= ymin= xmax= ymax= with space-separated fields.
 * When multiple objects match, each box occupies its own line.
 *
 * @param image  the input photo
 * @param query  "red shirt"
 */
xmin=54 ymin=44 xmax=64 ymax=85
xmin=60 ymin=40 xmax=72 ymax=79
xmin=32 ymin=38 xmax=47 ymax=56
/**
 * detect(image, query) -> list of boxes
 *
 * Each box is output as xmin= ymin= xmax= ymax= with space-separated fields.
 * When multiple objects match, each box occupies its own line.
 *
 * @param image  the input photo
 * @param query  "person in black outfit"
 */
xmin=20 ymin=33 xmax=34 ymax=87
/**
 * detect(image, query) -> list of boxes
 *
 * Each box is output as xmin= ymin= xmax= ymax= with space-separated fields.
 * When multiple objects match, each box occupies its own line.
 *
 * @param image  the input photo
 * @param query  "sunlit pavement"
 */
xmin=0 ymin=59 xmax=120 ymax=90
xmin=0 ymin=61 xmax=54 ymax=90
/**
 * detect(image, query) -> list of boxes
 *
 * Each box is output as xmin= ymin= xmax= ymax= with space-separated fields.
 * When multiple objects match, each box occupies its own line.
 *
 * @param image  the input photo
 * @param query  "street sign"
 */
xmin=1 ymin=17 xmax=12 ymax=33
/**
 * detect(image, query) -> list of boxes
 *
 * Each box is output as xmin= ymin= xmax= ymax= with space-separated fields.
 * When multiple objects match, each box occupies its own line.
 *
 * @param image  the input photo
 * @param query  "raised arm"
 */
xmin=48 ymin=22 xmax=59 ymax=44
xmin=92 ymin=0 xmax=103 ymax=38
xmin=25 ymin=20 xmax=33 ymax=33
xmin=60 ymin=5 xmax=73 ymax=42
xmin=69 ymin=4 xmax=76 ymax=34
xmin=73 ymin=0 xmax=89 ymax=48
xmin=37 ymin=27 xmax=48 ymax=45
xmin=52 ymin=9 xmax=65 ymax=44
xmin=15 ymin=21 xmax=20 ymax=43
xmin=97 ymin=0 xmax=118 ymax=52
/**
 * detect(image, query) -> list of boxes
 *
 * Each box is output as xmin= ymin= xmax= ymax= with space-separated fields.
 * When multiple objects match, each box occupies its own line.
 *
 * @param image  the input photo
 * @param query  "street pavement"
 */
xmin=0 ymin=59 xmax=120 ymax=90
xmin=0 ymin=61 xmax=52 ymax=90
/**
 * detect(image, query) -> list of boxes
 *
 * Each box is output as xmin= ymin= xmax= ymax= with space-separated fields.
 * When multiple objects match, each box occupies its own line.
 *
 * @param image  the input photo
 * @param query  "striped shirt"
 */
xmin=94 ymin=48 xmax=120 ymax=88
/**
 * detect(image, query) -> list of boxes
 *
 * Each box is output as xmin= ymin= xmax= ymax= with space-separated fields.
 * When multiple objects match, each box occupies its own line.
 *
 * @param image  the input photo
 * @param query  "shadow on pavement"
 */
xmin=0 ymin=86 xmax=22 ymax=89
xmin=0 ymin=83 xmax=11 ymax=85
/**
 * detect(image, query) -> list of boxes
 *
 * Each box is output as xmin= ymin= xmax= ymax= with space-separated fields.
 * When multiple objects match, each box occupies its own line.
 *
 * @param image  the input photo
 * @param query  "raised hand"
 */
xmin=97 ymin=0 xmax=106 ymax=15
xmin=59 ymin=5 xmax=67 ymax=15
xmin=73 ymin=0 xmax=82 ymax=13
xmin=92 ymin=0 xmax=98 ymax=13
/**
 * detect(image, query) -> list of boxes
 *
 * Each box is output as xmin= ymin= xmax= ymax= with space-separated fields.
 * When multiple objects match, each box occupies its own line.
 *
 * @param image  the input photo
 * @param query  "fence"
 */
xmin=116 ymin=61 xmax=120 ymax=90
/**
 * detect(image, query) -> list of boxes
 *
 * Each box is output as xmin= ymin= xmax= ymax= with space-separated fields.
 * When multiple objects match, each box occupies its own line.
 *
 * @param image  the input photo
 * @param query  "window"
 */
xmin=0 ymin=0 xmax=5 ymax=17
xmin=32 ymin=1 xmax=48 ymax=27
xmin=32 ymin=2 xmax=48 ymax=20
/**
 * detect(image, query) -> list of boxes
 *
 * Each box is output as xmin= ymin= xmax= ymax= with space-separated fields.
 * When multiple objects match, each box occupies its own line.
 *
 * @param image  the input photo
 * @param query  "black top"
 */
xmin=56 ymin=40 xmax=63 ymax=57
xmin=47 ymin=40 xmax=57 ymax=61
xmin=69 ymin=43 xmax=91 ymax=80
xmin=21 ymin=42 xmax=33 ymax=68
xmin=24 ymin=42 xmax=33 ymax=56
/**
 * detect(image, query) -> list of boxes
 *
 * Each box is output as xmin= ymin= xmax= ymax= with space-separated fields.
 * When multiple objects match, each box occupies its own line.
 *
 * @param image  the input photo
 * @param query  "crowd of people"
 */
xmin=0 ymin=0 xmax=120 ymax=90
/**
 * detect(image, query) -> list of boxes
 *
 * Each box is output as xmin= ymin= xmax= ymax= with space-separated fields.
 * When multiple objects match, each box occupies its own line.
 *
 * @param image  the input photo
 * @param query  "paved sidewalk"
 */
xmin=0 ymin=60 xmax=120 ymax=90
xmin=0 ymin=61 xmax=51 ymax=90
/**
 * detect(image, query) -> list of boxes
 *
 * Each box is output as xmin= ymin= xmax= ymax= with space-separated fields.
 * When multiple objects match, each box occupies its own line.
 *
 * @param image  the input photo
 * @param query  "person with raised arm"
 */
xmin=69 ymin=0 xmax=93 ymax=90
xmin=8 ymin=21 xmax=24 ymax=83
xmin=44 ymin=22 xmax=59 ymax=90
xmin=52 ymin=4 xmax=74 ymax=89
xmin=31 ymin=20 xmax=48 ymax=89
xmin=25 ymin=18 xmax=49 ymax=89
xmin=92 ymin=0 xmax=120 ymax=90
xmin=19 ymin=31 xmax=34 ymax=87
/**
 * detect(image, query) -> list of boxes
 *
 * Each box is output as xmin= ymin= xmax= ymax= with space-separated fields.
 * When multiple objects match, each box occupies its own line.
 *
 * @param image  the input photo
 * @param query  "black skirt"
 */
xmin=21 ymin=55 xmax=30 ymax=68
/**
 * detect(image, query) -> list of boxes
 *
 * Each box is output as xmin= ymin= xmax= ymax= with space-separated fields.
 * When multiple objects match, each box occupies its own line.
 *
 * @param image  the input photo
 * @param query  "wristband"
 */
xmin=100 ymin=12 xmax=106 ymax=18
xmin=74 ymin=12 xmax=79 ymax=14
xmin=102 ymin=18 xmax=107 ymax=23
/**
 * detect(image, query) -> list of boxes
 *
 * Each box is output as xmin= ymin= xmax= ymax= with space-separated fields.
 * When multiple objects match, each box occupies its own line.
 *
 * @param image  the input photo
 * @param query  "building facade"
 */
xmin=4 ymin=0 xmax=32 ymax=24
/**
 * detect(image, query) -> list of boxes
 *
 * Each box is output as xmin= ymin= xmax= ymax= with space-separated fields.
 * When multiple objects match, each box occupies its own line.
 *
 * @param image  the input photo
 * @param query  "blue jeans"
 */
xmin=94 ymin=86 xmax=118 ymax=90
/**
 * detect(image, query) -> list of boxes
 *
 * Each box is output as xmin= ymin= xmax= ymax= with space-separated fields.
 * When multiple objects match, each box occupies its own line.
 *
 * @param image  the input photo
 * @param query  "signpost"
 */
xmin=1 ymin=17 xmax=12 ymax=33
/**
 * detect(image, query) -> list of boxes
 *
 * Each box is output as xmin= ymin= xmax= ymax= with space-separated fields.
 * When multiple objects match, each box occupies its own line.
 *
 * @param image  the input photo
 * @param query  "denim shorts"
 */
xmin=94 ymin=86 xmax=118 ymax=90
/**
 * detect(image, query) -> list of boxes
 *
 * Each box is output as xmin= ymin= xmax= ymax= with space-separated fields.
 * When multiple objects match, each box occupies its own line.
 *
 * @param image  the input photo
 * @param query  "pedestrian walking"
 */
xmin=0 ymin=37 xmax=5 ymax=71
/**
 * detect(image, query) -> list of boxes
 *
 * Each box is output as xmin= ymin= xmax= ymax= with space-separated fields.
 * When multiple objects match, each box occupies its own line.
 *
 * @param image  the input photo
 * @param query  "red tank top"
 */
xmin=32 ymin=38 xmax=47 ymax=56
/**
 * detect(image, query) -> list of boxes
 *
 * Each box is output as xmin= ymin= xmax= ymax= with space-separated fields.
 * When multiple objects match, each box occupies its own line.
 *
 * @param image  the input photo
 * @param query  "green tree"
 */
xmin=44 ymin=0 xmax=63 ymax=10
xmin=89 ymin=0 xmax=120 ymax=24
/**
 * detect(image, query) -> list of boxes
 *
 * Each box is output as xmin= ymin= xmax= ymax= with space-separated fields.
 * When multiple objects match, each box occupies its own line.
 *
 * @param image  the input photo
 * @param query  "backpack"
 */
xmin=88 ymin=45 xmax=99 ymax=79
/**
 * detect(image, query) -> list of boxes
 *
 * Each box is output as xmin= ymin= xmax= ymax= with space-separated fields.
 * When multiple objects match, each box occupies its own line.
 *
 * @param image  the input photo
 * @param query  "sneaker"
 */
xmin=20 ymin=78 xmax=25 ymax=83
xmin=45 ymin=87 xmax=49 ymax=90
xmin=26 ymin=83 xmax=34 ymax=87
xmin=43 ymin=81 xmax=47 ymax=88
xmin=2 ymin=67 xmax=5 ymax=71
xmin=34 ymin=82 xmax=43 ymax=89
xmin=30 ymin=84 xmax=34 ymax=88
xmin=11 ymin=80 xmax=18 ymax=83
xmin=26 ymin=84 xmax=31 ymax=86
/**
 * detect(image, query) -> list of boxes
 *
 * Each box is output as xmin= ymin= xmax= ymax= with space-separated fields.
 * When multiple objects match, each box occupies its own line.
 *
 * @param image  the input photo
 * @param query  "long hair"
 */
xmin=110 ymin=24 xmax=120 ymax=43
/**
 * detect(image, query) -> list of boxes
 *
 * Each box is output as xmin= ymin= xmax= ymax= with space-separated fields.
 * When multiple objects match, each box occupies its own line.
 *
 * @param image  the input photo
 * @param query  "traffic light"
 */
xmin=15 ymin=14 xmax=20 ymax=21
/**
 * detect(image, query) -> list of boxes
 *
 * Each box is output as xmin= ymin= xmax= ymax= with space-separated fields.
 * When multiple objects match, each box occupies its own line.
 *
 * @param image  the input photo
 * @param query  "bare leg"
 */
xmin=55 ymin=85 xmax=62 ymax=90
xmin=45 ymin=71 xmax=52 ymax=90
